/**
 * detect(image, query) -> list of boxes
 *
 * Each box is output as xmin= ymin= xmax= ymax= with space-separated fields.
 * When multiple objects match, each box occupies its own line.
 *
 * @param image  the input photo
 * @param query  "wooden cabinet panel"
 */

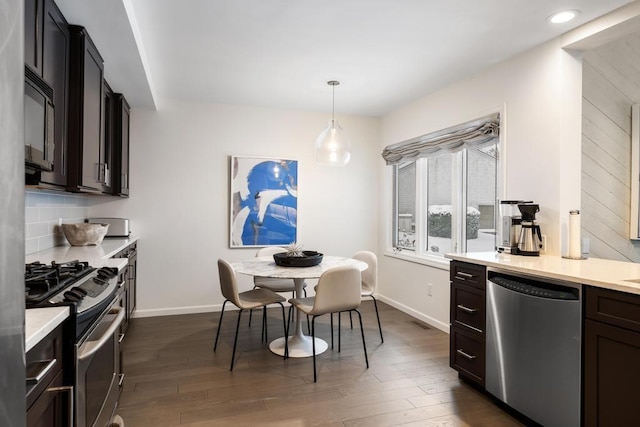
xmin=67 ymin=25 xmax=106 ymax=193
xmin=451 ymin=283 xmax=485 ymax=334
xmin=450 ymin=326 xmax=485 ymax=386
xmin=449 ymin=261 xmax=486 ymax=387
xmin=584 ymin=318 xmax=640 ymax=427
xmin=114 ymin=93 xmax=130 ymax=197
xmin=39 ymin=0 xmax=70 ymax=187
xmin=24 ymin=0 xmax=43 ymax=74
xmin=450 ymin=261 xmax=486 ymax=289
xmin=585 ymin=286 xmax=640 ymax=333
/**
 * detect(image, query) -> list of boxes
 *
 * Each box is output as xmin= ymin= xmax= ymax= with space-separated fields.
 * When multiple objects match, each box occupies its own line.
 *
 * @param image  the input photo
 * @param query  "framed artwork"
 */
xmin=229 ymin=156 xmax=298 ymax=248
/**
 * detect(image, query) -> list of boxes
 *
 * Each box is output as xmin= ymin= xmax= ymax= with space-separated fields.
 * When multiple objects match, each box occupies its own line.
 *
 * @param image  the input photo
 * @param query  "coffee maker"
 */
xmin=497 ymin=200 xmax=528 ymax=253
xmin=517 ymin=203 xmax=543 ymax=256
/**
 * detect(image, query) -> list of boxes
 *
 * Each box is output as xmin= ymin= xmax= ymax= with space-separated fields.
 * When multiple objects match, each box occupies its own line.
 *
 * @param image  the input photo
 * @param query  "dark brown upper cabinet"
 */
xmin=114 ymin=93 xmax=130 ymax=197
xmin=67 ymin=25 xmax=109 ymax=193
xmin=24 ymin=0 xmax=70 ymax=188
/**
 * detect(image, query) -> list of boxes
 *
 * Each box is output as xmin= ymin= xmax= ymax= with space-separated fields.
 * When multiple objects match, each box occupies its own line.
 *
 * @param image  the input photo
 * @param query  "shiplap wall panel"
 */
xmin=582 ymin=31 xmax=640 ymax=262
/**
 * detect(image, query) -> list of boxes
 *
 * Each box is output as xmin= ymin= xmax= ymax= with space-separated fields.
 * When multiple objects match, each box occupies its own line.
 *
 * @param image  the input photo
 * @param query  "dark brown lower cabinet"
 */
xmin=26 ymin=322 xmax=73 ymax=427
xmin=584 ymin=286 xmax=640 ymax=426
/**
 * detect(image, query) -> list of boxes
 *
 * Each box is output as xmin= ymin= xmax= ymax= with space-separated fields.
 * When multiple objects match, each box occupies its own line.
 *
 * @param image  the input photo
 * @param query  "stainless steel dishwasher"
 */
xmin=486 ymin=271 xmax=581 ymax=427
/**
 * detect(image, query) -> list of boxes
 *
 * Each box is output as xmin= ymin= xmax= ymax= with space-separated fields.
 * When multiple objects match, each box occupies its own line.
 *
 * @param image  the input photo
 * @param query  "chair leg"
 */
xmin=369 ymin=295 xmax=384 ymax=343
xmin=278 ymin=302 xmax=288 ymax=359
xmin=349 ymin=311 xmax=353 ymax=329
xmin=214 ymin=300 xmax=228 ymax=350
xmin=303 ymin=288 xmax=310 ymax=335
xmin=338 ymin=311 xmax=342 ymax=352
xmin=311 ymin=316 xmax=318 ymax=382
xmin=285 ymin=305 xmax=294 ymax=359
xmin=330 ymin=313 xmax=334 ymax=349
xmin=353 ymin=309 xmax=369 ymax=369
xmin=261 ymin=307 xmax=268 ymax=342
xmin=230 ymin=309 xmax=243 ymax=371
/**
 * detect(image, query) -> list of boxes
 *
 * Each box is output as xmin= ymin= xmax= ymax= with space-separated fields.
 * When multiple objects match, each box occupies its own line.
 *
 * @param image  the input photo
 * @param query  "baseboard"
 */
xmin=376 ymin=294 xmax=450 ymax=334
xmin=134 ymin=296 xmax=451 ymax=335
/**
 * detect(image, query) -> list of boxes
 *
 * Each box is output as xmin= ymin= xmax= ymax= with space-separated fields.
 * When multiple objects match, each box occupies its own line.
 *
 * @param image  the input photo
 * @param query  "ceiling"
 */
xmin=55 ymin=0 xmax=632 ymax=117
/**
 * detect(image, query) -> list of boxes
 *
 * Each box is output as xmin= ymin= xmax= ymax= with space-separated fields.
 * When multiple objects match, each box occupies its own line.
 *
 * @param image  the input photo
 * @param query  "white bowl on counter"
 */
xmin=61 ymin=223 xmax=110 ymax=246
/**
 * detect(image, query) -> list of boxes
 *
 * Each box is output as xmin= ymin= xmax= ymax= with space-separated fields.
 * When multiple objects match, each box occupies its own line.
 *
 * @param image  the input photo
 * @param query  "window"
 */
xmin=393 ymin=143 xmax=498 ymax=257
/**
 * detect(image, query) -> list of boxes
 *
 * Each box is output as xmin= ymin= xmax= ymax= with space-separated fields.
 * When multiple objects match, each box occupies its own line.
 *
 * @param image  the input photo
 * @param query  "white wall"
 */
xmin=377 ymin=39 xmax=582 ymax=331
xmin=89 ymin=100 xmax=380 ymax=317
xmin=376 ymin=6 xmax=640 ymax=331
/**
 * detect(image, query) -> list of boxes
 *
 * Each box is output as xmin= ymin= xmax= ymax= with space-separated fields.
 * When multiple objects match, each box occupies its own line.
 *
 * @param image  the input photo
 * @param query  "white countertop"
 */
xmin=446 ymin=252 xmax=640 ymax=295
xmin=25 ymin=306 xmax=70 ymax=352
xmin=25 ymin=235 xmax=139 ymax=268
xmin=25 ymin=235 xmax=139 ymax=349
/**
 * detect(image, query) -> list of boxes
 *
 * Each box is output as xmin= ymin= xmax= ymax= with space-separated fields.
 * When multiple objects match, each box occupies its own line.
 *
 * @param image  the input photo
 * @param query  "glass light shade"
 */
xmin=315 ymin=119 xmax=351 ymax=167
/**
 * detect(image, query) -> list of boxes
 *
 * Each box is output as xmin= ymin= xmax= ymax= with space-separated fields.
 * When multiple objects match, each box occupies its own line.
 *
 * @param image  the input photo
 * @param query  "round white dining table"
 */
xmin=231 ymin=255 xmax=368 ymax=358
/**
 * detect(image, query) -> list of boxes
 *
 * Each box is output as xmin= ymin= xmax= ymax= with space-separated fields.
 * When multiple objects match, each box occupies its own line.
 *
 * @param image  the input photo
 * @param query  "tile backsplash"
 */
xmin=25 ymin=190 xmax=89 ymax=255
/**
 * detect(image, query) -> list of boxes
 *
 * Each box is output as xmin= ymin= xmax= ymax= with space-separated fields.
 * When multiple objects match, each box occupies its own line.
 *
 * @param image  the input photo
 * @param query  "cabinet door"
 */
xmin=26 ymin=371 xmax=72 ymax=427
xmin=584 ymin=319 xmax=640 ymax=427
xmin=39 ymin=0 xmax=70 ymax=187
xmin=116 ymin=94 xmax=130 ymax=197
xmin=24 ymin=0 xmax=43 ymax=74
xmin=68 ymin=26 xmax=104 ymax=193
xmin=102 ymin=80 xmax=114 ymax=194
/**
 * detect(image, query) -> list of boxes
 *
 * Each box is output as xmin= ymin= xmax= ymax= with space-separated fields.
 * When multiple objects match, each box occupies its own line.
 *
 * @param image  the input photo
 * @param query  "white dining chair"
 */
xmin=287 ymin=266 xmax=369 ymax=382
xmin=214 ymin=259 xmax=288 ymax=371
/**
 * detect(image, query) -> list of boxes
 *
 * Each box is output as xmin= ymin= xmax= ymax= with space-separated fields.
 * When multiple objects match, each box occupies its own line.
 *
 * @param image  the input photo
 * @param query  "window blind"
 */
xmin=381 ymin=113 xmax=500 ymax=165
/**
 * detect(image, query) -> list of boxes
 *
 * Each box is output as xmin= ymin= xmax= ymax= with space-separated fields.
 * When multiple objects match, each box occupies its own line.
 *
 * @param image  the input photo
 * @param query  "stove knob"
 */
xmin=72 ymin=286 xmax=88 ymax=296
xmin=63 ymin=289 xmax=84 ymax=303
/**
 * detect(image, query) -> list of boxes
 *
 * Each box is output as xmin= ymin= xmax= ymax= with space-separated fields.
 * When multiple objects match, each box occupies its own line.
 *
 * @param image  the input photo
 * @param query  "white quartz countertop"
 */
xmin=25 ymin=235 xmax=139 ymax=269
xmin=446 ymin=252 xmax=640 ymax=296
xmin=25 ymin=306 xmax=70 ymax=352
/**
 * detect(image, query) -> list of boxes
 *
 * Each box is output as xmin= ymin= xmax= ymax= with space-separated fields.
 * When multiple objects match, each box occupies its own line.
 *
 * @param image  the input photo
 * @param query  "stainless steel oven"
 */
xmin=76 ymin=300 xmax=124 ymax=427
xmin=26 ymin=261 xmax=124 ymax=427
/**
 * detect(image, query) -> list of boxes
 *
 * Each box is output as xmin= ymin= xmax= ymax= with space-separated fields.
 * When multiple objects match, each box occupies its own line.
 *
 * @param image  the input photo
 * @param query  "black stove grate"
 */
xmin=25 ymin=260 xmax=94 ymax=306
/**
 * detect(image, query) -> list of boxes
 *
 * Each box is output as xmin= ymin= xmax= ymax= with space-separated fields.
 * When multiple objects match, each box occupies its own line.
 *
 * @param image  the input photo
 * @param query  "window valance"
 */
xmin=381 ymin=113 xmax=500 ymax=165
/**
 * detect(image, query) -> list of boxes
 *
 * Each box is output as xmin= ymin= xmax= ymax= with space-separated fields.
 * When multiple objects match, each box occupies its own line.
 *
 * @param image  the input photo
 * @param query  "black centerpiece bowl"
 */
xmin=273 ymin=251 xmax=323 ymax=267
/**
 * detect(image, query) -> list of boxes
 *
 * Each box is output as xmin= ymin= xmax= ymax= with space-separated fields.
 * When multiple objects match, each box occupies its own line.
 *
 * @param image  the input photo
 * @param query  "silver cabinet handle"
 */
xmin=456 ymin=272 xmax=474 ymax=278
xmin=26 ymin=359 xmax=57 ymax=385
xmin=119 ymin=333 xmax=125 ymax=344
xmin=48 ymin=385 xmax=74 ymax=426
xmin=457 ymin=304 xmax=478 ymax=313
xmin=456 ymin=349 xmax=477 ymax=360
xmin=118 ymin=374 xmax=125 ymax=387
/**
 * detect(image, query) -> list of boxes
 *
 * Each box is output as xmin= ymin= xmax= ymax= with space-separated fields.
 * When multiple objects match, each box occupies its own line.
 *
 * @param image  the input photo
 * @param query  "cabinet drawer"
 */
xmin=450 ymin=261 xmax=486 ymax=289
xmin=451 ymin=283 xmax=485 ymax=334
xmin=26 ymin=324 xmax=63 ymax=409
xmin=585 ymin=286 xmax=640 ymax=333
xmin=450 ymin=326 xmax=485 ymax=386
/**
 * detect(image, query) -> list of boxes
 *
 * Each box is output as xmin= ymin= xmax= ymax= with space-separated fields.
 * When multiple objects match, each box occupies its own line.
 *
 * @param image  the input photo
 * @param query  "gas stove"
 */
xmin=25 ymin=260 xmax=120 ymax=340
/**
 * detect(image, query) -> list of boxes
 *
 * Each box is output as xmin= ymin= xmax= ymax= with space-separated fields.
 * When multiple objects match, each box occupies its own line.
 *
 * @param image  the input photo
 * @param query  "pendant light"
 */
xmin=315 ymin=81 xmax=351 ymax=167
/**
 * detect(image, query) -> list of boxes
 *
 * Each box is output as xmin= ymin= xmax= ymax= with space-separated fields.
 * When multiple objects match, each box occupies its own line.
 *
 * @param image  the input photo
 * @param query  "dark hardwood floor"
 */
xmin=118 ymin=301 xmax=522 ymax=426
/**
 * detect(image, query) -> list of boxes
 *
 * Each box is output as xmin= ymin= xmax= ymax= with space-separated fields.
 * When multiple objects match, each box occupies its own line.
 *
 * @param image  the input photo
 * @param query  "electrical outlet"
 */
xmin=541 ymin=234 xmax=547 ymax=253
xmin=58 ymin=218 xmax=62 ymax=226
xmin=427 ymin=283 xmax=432 ymax=296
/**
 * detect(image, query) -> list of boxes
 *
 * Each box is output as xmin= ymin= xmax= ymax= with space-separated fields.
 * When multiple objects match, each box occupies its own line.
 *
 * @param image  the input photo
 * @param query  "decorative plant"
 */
xmin=285 ymin=242 xmax=305 ymax=257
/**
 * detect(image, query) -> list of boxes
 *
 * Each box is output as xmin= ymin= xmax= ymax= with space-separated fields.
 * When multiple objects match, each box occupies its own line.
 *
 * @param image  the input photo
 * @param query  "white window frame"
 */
xmin=387 ymin=109 xmax=506 ymax=266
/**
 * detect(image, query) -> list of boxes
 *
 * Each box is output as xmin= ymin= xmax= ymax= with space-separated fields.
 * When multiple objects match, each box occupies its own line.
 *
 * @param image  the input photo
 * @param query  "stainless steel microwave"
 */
xmin=24 ymin=66 xmax=55 ymax=174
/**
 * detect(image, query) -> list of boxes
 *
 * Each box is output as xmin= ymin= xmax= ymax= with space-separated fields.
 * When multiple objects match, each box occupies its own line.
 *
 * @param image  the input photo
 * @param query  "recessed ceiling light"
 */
xmin=548 ymin=10 xmax=580 ymax=24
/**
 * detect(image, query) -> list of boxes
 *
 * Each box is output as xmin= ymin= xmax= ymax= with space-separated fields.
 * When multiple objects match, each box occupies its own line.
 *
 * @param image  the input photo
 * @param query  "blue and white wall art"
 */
xmin=230 ymin=156 xmax=298 ymax=247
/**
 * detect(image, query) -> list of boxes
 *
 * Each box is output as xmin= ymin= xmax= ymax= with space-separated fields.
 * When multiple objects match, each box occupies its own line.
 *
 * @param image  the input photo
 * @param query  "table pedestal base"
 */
xmin=269 ymin=335 xmax=328 ymax=358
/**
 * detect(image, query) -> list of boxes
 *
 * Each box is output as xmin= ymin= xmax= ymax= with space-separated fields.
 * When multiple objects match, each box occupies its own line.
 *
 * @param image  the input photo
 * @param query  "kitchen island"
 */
xmin=445 ymin=251 xmax=640 ymax=427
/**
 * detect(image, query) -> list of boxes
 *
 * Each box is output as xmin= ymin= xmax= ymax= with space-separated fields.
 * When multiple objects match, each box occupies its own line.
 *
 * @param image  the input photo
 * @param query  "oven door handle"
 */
xmin=78 ymin=307 xmax=125 ymax=362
